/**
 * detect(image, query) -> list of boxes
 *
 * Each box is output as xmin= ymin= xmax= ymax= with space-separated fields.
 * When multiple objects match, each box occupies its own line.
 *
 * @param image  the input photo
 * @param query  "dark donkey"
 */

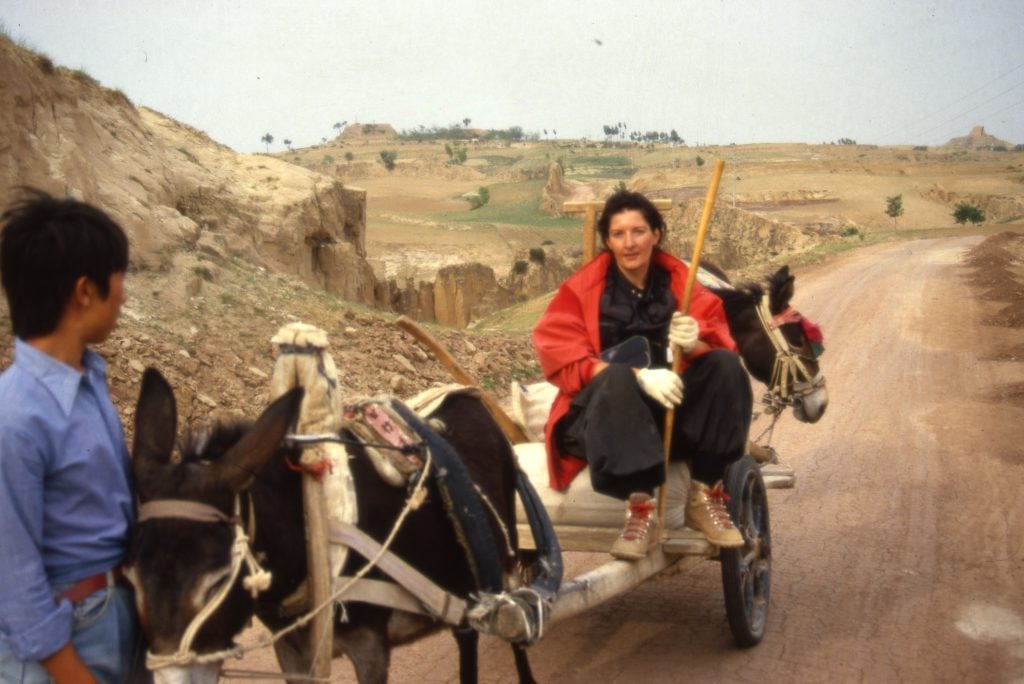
xmin=700 ymin=263 xmax=829 ymax=425
xmin=127 ymin=368 xmax=536 ymax=684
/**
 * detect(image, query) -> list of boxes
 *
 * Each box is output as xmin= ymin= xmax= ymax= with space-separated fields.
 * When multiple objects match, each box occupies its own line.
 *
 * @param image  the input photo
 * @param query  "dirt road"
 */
xmin=240 ymin=236 xmax=1024 ymax=682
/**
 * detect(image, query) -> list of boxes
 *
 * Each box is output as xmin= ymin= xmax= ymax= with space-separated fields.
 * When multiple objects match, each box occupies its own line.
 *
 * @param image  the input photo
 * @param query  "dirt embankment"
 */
xmin=0 ymin=254 xmax=542 ymax=446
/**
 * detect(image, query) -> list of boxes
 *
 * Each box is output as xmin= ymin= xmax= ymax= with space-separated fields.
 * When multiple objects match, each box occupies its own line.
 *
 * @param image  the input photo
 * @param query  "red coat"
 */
xmin=532 ymin=250 xmax=736 ymax=491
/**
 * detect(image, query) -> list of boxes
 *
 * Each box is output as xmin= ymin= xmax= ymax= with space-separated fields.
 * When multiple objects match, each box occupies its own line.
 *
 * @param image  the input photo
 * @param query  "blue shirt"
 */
xmin=0 ymin=339 xmax=134 ymax=661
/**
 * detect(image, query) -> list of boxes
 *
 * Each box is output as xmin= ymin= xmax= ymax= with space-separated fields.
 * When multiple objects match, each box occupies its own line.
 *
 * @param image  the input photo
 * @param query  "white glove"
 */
xmin=668 ymin=312 xmax=700 ymax=353
xmin=636 ymin=368 xmax=684 ymax=409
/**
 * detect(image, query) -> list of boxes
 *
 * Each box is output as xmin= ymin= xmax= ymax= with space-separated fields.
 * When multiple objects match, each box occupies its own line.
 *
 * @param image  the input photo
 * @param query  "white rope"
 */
xmin=146 ymin=499 xmax=270 ymax=670
xmin=147 ymin=448 xmax=435 ymax=673
xmin=472 ymin=484 xmax=515 ymax=560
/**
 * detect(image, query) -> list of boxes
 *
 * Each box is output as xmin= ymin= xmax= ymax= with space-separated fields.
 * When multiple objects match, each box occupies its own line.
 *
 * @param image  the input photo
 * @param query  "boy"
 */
xmin=0 ymin=190 xmax=144 ymax=683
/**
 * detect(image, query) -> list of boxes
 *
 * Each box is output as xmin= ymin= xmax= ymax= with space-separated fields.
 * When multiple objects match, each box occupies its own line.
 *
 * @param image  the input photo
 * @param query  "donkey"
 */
xmin=127 ymin=368 xmax=536 ymax=684
xmin=701 ymin=263 xmax=829 ymax=424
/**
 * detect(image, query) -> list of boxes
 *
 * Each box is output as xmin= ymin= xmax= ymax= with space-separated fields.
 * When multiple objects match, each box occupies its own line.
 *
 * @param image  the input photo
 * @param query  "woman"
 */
xmin=532 ymin=191 xmax=752 ymax=560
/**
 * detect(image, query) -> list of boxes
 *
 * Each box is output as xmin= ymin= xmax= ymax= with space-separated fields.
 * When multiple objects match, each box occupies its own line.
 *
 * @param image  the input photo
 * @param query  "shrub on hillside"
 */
xmin=379 ymin=150 xmax=397 ymax=170
xmin=953 ymin=202 xmax=985 ymax=224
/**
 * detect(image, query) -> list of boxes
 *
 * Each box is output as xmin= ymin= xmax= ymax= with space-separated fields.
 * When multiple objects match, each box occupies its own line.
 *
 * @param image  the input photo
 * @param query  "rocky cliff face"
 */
xmin=662 ymin=200 xmax=814 ymax=270
xmin=0 ymin=36 xmax=378 ymax=305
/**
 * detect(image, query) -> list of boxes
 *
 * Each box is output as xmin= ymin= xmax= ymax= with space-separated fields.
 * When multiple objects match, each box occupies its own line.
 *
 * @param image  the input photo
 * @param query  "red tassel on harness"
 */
xmin=772 ymin=308 xmax=825 ymax=358
xmin=285 ymin=455 xmax=334 ymax=482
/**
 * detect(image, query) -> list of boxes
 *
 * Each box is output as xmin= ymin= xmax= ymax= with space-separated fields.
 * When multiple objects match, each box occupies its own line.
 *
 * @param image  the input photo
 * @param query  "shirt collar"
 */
xmin=13 ymin=338 xmax=108 ymax=417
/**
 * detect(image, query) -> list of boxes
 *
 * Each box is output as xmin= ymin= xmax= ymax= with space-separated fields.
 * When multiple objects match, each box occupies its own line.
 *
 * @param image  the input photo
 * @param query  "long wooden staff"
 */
xmin=657 ymin=160 xmax=726 ymax=523
xmin=396 ymin=315 xmax=532 ymax=444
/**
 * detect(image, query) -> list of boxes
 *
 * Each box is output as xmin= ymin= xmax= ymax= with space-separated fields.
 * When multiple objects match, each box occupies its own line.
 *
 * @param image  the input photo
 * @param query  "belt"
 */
xmin=56 ymin=567 xmax=125 ymax=605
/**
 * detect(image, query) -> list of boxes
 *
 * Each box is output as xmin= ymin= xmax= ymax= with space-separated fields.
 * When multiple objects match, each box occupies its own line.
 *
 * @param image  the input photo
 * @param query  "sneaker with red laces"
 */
xmin=685 ymin=480 xmax=745 ymax=548
xmin=610 ymin=492 xmax=660 ymax=560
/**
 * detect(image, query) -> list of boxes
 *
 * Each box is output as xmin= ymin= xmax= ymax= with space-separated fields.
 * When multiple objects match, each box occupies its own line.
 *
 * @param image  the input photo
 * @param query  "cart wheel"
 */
xmin=720 ymin=454 xmax=771 ymax=647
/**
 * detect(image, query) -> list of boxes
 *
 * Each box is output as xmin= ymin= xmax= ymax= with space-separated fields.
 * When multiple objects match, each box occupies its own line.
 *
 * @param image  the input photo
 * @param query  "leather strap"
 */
xmin=138 ymin=499 xmax=231 ymax=524
xmin=57 ymin=567 xmax=124 ymax=604
xmin=328 ymin=522 xmax=466 ymax=625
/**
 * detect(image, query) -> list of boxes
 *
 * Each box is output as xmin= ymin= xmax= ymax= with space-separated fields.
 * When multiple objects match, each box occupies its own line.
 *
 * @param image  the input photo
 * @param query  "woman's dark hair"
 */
xmin=597 ymin=191 xmax=666 ymax=244
xmin=1 ymin=189 xmax=129 ymax=339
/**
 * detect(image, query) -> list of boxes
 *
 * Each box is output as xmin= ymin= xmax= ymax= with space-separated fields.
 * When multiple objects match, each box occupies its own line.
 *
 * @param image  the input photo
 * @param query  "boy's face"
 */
xmin=84 ymin=271 xmax=126 ymax=343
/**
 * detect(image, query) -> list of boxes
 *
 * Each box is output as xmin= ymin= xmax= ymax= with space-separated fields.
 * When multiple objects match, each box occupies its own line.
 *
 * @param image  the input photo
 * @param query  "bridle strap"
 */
xmin=138 ymin=499 xmax=232 ymax=524
xmin=141 ymin=497 xmax=272 ymax=671
xmin=755 ymin=294 xmax=816 ymax=401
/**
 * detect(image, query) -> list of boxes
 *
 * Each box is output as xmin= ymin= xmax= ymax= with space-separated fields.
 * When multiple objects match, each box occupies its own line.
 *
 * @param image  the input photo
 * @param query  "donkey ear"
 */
xmin=219 ymin=388 xmax=305 ymax=492
xmin=133 ymin=368 xmax=178 ymax=464
xmin=771 ymin=266 xmax=796 ymax=313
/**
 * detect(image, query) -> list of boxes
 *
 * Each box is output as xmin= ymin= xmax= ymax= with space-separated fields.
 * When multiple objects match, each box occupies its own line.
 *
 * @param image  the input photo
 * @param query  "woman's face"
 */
xmin=605 ymin=209 xmax=662 ymax=285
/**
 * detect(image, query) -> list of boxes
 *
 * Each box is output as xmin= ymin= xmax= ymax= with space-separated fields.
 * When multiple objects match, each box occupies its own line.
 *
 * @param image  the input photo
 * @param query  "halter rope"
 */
xmin=141 ymin=497 xmax=271 ymax=671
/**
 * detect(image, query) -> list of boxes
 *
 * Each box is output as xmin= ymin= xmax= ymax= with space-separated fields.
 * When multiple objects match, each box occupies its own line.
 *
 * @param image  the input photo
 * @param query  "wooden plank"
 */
xmin=583 ymin=205 xmax=597 ymax=263
xmin=517 ymin=524 xmax=714 ymax=556
xmin=302 ymin=472 xmax=333 ymax=680
xmin=549 ymin=548 xmax=704 ymax=626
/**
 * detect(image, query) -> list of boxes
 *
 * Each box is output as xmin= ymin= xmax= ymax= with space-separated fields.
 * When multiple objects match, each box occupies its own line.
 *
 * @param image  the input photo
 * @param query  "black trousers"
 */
xmin=555 ymin=350 xmax=753 ymax=500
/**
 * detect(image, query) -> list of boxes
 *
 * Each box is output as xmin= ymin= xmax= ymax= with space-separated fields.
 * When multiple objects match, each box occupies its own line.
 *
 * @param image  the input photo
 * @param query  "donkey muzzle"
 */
xmin=792 ymin=375 xmax=828 ymax=423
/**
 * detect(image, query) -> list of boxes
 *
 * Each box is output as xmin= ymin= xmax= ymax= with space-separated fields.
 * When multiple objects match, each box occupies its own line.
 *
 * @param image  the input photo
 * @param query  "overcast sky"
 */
xmin=3 ymin=0 xmax=1023 ymax=153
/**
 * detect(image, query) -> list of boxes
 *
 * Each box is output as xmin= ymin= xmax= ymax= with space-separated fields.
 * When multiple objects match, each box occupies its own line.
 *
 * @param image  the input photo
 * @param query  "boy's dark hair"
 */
xmin=597 ymin=191 xmax=666 ymax=244
xmin=1 ymin=189 xmax=129 ymax=339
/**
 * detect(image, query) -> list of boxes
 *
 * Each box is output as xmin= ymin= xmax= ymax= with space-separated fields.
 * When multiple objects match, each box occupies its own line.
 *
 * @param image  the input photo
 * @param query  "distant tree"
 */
xmin=261 ymin=133 xmax=273 ymax=152
xmin=552 ymin=129 xmax=557 ymax=137
xmin=379 ymin=149 xmax=397 ymax=170
xmin=696 ymin=155 xmax=705 ymax=167
xmin=344 ymin=151 xmax=354 ymax=162
xmin=953 ymin=201 xmax=985 ymax=224
xmin=885 ymin=194 xmax=903 ymax=226
xmin=614 ymin=180 xmax=628 ymax=193
xmin=463 ymin=117 xmax=471 ymax=128
xmin=444 ymin=142 xmax=468 ymax=164
xmin=468 ymin=186 xmax=490 ymax=209
xmin=669 ymin=129 xmax=680 ymax=144
xmin=322 ymin=154 xmax=334 ymax=166
xmin=283 ymin=139 xmax=293 ymax=151
xmin=321 ymin=137 xmax=327 ymax=144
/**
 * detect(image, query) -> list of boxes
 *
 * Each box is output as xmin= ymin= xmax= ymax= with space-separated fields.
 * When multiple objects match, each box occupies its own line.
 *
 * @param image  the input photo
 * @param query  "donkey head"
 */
xmin=763 ymin=266 xmax=828 ymax=422
xmin=716 ymin=266 xmax=828 ymax=423
xmin=127 ymin=368 xmax=303 ymax=682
